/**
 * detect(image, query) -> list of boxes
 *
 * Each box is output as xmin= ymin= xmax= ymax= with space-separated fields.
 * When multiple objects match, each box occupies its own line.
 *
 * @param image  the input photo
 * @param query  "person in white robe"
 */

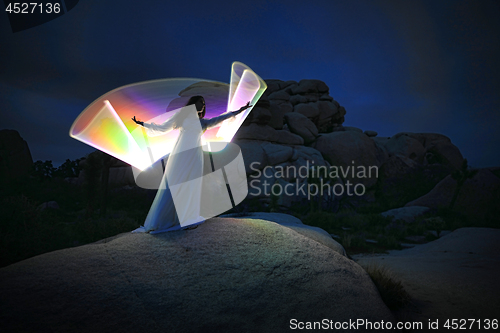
xmin=131 ymin=96 xmax=251 ymax=233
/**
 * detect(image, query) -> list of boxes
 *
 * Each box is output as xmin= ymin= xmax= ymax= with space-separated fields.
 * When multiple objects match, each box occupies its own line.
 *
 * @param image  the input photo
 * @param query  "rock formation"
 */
xmin=405 ymin=169 xmax=500 ymax=220
xmin=0 ymin=129 xmax=33 ymax=182
xmin=0 ymin=216 xmax=395 ymax=333
xmin=380 ymin=206 xmax=431 ymax=223
xmin=242 ymin=79 xmax=346 ymax=134
xmin=224 ymin=79 xmax=467 ymax=211
xmin=56 ymin=78 xmax=473 ymax=215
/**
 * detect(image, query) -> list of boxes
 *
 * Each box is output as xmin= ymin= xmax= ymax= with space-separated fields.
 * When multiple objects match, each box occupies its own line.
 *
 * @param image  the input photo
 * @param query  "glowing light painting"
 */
xmin=69 ymin=62 xmax=267 ymax=172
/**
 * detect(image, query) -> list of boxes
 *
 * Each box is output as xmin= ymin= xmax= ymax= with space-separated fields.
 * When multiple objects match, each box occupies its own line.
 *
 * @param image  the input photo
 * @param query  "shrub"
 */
xmin=424 ymin=217 xmax=445 ymax=238
xmin=407 ymin=217 xmax=428 ymax=236
xmin=436 ymin=207 xmax=469 ymax=230
xmin=32 ymin=160 xmax=56 ymax=180
xmin=32 ymin=158 xmax=83 ymax=180
xmin=341 ymin=233 xmax=353 ymax=248
xmin=0 ymin=174 xmax=148 ymax=267
xmin=362 ymin=264 xmax=411 ymax=310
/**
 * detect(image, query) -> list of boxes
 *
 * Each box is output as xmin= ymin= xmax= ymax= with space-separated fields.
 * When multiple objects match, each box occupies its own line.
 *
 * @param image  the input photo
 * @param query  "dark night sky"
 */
xmin=1 ymin=0 xmax=499 ymax=167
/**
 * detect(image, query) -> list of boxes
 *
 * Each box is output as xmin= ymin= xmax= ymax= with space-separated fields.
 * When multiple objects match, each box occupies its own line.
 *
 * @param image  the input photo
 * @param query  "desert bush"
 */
xmin=384 ymin=220 xmax=408 ymax=238
xmin=53 ymin=158 xmax=83 ymax=178
xmin=32 ymin=158 xmax=83 ymax=180
xmin=0 ymin=173 xmax=149 ymax=267
xmin=349 ymin=233 xmax=369 ymax=249
xmin=32 ymin=160 xmax=57 ymax=180
xmin=424 ymin=217 xmax=445 ymax=237
xmin=341 ymin=233 xmax=353 ymax=248
xmin=407 ymin=218 xmax=428 ymax=236
xmin=269 ymin=180 xmax=280 ymax=213
xmin=362 ymin=264 xmax=411 ymax=310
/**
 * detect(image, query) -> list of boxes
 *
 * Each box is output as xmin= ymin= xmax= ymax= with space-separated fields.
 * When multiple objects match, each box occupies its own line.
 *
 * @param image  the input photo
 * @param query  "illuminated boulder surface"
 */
xmin=0 ymin=217 xmax=395 ymax=333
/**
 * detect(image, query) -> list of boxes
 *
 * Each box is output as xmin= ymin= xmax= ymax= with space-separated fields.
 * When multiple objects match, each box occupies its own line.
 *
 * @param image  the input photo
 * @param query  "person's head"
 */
xmin=186 ymin=95 xmax=206 ymax=119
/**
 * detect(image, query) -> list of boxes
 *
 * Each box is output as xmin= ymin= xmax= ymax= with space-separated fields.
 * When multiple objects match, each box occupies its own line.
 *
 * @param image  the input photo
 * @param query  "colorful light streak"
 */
xmin=69 ymin=62 xmax=267 ymax=171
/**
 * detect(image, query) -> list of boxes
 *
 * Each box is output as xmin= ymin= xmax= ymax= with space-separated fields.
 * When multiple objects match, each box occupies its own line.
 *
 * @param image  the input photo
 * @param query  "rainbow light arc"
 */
xmin=69 ymin=62 xmax=267 ymax=171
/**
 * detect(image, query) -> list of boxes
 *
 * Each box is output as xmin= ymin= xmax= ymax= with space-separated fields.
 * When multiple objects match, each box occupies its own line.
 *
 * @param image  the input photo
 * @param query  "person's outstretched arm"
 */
xmin=131 ymin=115 xmax=177 ymax=136
xmin=202 ymin=102 xmax=252 ymax=130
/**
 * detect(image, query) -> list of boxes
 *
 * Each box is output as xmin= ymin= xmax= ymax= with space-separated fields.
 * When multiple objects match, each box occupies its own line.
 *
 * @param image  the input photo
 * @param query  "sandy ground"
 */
xmin=352 ymin=228 xmax=500 ymax=331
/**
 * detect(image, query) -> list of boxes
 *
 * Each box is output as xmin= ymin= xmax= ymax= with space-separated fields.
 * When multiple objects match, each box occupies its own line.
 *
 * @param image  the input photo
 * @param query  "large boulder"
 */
xmin=236 ymin=140 xmax=267 ymax=174
xmin=381 ymin=206 xmax=431 ymax=223
xmin=336 ymin=126 xmax=363 ymax=133
xmin=267 ymin=90 xmax=291 ymax=101
xmin=371 ymin=137 xmax=390 ymax=165
xmin=314 ymin=131 xmax=381 ymax=188
xmin=244 ymin=144 xmax=330 ymax=205
xmin=244 ymin=106 xmax=272 ymax=125
xmin=260 ymin=142 xmax=293 ymax=166
xmin=0 ymin=129 xmax=33 ymax=181
xmin=316 ymin=101 xmax=339 ymax=132
xmin=386 ymin=133 xmax=464 ymax=170
xmin=293 ymin=145 xmax=327 ymax=165
xmin=0 ymin=218 xmax=395 ymax=333
xmin=372 ymin=133 xmax=465 ymax=209
xmin=234 ymin=123 xmax=304 ymax=145
xmin=268 ymin=101 xmax=293 ymax=129
xmin=241 ymin=95 xmax=272 ymax=126
xmin=236 ymin=138 xmax=331 ymax=207
xmin=384 ymin=133 xmax=426 ymax=163
xmin=77 ymin=152 xmax=135 ymax=187
xmin=283 ymin=112 xmax=318 ymax=144
xmin=221 ymin=212 xmax=346 ymax=256
xmin=289 ymin=94 xmax=308 ymax=105
xmin=108 ymin=166 xmax=135 ymax=185
xmin=405 ymin=169 xmax=500 ymax=221
xmin=380 ymin=154 xmax=419 ymax=179
xmin=264 ymin=79 xmax=297 ymax=95
xmin=293 ymin=102 xmax=319 ymax=119
xmin=376 ymin=155 xmax=452 ymax=209
xmin=424 ymin=140 xmax=464 ymax=170
xmin=264 ymin=79 xmax=345 ymax=133
xmin=290 ymin=79 xmax=329 ymax=94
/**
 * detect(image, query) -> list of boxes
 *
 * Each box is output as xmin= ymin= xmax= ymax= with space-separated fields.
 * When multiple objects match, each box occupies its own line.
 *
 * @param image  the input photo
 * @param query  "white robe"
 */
xmin=133 ymin=106 xmax=238 ymax=233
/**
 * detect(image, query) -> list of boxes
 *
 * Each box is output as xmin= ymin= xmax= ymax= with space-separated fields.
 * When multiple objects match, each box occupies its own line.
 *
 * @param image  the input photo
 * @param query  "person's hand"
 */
xmin=131 ymin=116 xmax=144 ymax=126
xmin=236 ymin=101 xmax=252 ymax=114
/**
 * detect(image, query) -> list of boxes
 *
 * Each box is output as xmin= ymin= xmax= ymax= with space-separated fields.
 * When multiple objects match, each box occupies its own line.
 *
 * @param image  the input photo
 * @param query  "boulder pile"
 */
xmin=230 ymin=79 xmax=472 ymax=212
